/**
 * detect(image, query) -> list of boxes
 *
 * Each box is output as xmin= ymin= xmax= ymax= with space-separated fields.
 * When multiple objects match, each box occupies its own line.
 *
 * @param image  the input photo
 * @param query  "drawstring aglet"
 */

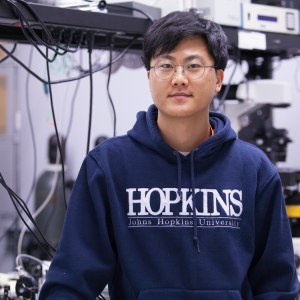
xmin=193 ymin=236 xmax=200 ymax=253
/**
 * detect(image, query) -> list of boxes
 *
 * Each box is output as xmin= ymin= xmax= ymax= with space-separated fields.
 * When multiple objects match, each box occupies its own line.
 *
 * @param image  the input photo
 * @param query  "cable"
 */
xmin=41 ymin=83 xmax=74 ymax=239
xmin=0 ymin=36 xmax=140 ymax=85
xmin=16 ymin=254 xmax=50 ymax=270
xmin=3 ymin=0 xmax=82 ymax=56
xmin=0 ymin=4 xmax=140 ymax=260
xmin=86 ymin=31 xmax=95 ymax=155
xmin=4 ymin=0 xmax=58 ymax=57
xmin=0 ymin=217 xmax=16 ymax=243
xmin=45 ymin=47 xmax=67 ymax=209
xmin=0 ymin=43 xmax=17 ymax=63
xmin=0 ymin=24 xmax=137 ymax=260
xmin=64 ymin=54 xmax=82 ymax=162
xmin=24 ymin=46 xmax=38 ymax=208
xmin=41 ymin=201 xmax=57 ymax=234
xmin=0 ymin=172 xmax=55 ymax=258
xmin=65 ymin=66 xmax=81 ymax=143
xmin=16 ymin=167 xmax=58 ymax=258
xmin=67 ymin=35 xmax=140 ymax=82
xmin=0 ymin=42 xmax=48 ymax=83
xmin=17 ymin=48 xmax=72 ymax=260
xmin=17 ymin=16 xmax=61 ymax=63
xmin=107 ymin=43 xmax=117 ymax=137
xmin=17 ymin=47 xmax=74 ymax=259
xmin=218 ymin=60 xmax=239 ymax=113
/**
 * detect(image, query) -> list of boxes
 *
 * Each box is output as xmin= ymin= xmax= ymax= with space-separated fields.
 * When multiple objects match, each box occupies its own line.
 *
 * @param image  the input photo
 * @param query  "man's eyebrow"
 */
xmin=157 ymin=54 xmax=205 ymax=62
xmin=157 ymin=54 xmax=175 ymax=61
xmin=183 ymin=55 xmax=205 ymax=62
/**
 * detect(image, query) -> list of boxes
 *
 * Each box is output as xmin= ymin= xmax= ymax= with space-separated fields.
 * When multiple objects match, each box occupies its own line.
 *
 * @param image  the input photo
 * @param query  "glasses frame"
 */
xmin=149 ymin=61 xmax=219 ymax=80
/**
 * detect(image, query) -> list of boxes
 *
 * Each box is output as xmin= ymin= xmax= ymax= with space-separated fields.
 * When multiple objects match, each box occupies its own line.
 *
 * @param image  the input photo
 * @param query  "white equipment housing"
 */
xmin=225 ymin=80 xmax=293 ymax=133
xmin=236 ymin=79 xmax=293 ymax=105
xmin=241 ymin=2 xmax=300 ymax=35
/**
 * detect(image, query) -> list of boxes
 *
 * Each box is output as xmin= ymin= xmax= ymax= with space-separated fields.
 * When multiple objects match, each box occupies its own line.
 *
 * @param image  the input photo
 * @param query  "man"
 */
xmin=39 ymin=11 xmax=299 ymax=299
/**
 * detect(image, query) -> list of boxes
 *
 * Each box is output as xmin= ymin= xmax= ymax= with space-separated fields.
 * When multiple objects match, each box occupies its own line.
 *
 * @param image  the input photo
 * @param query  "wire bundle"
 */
xmin=0 ymin=172 xmax=55 ymax=258
xmin=3 ymin=0 xmax=82 ymax=61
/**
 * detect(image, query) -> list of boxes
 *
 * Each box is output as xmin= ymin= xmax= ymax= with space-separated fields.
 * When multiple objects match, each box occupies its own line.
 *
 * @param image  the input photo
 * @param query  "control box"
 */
xmin=241 ymin=3 xmax=299 ymax=35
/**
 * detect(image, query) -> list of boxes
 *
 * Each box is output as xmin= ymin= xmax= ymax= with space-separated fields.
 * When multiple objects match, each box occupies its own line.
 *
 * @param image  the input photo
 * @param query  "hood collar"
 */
xmin=128 ymin=104 xmax=237 ymax=162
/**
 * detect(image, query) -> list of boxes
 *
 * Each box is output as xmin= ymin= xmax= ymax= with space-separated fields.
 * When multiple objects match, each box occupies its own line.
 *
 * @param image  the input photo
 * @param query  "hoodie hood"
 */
xmin=128 ymin=104 xmax=237 ymax=161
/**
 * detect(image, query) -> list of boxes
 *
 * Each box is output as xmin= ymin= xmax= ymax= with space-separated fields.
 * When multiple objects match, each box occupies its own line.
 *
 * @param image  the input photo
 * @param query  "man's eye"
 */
xmin=187 ymin=64 xmax=202 ymax=69
xmin=159 ymin=64 xmax=173 ymax=69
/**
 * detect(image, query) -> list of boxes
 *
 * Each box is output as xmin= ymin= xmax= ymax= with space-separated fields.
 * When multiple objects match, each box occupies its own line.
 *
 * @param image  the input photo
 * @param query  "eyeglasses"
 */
xmin=150 ymin=60 xmax=219 ymax=80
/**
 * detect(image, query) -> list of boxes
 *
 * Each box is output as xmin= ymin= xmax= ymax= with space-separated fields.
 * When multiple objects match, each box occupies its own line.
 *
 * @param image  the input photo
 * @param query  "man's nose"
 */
xmin=174 ymin=65 xmax=185 ymax=76
xmin=172 ymin=65 xmax=188 ymax=84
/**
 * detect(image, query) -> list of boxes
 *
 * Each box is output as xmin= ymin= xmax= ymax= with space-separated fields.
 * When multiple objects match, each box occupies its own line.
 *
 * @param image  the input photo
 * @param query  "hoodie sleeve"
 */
xmin=248 ymin=170 xmax=299 ymax=299
xmin=38 ymin=154 xmax=117 ymax=300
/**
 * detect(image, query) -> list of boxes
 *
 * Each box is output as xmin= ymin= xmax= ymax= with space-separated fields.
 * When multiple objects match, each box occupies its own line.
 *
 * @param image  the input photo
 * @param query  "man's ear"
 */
xmin=215 ymin=69 xmax=224 ymax=93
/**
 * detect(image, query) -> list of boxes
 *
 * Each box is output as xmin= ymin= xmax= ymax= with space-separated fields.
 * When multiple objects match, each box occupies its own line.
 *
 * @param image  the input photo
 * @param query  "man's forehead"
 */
xmin=154 ymin=53 xmax=206 ymax=62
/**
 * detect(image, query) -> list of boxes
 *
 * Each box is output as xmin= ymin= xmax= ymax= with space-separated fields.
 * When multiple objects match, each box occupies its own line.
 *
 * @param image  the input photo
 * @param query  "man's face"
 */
xmin=147 ymin=35 xmax=224 ymax=121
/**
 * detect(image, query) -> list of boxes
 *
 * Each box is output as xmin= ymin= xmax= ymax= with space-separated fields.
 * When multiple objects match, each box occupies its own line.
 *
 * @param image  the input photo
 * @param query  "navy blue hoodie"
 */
xmin=39 ymin=104 xmax=298 ymax=300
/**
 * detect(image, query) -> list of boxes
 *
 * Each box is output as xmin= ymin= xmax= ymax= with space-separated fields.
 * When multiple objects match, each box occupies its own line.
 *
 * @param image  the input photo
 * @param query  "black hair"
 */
xmin=141 ymin=11 xmax=229 ymax=71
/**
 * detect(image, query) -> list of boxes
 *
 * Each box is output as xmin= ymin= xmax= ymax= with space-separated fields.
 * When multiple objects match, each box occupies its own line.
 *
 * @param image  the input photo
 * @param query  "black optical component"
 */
xmin=98 ymin=1 xmax=107 ymax=10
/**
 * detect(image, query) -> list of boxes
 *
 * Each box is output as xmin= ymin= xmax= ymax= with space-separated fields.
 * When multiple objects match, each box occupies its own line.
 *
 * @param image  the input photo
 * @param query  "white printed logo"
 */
xmin=126 ymin=188 xmax=242 ymax=229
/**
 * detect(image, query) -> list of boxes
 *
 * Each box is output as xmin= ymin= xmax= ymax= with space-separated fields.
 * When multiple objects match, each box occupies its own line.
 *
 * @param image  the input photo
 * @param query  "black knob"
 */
xmin=15 ymin=275 xmax=38 ymax=298
xmin=98 ymin=1 xmax=107 ymax=10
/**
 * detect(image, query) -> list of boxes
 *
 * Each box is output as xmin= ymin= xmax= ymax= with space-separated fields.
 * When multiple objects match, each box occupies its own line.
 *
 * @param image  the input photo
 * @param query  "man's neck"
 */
xmin=157 ymin=112 xmax=211 ymax=152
